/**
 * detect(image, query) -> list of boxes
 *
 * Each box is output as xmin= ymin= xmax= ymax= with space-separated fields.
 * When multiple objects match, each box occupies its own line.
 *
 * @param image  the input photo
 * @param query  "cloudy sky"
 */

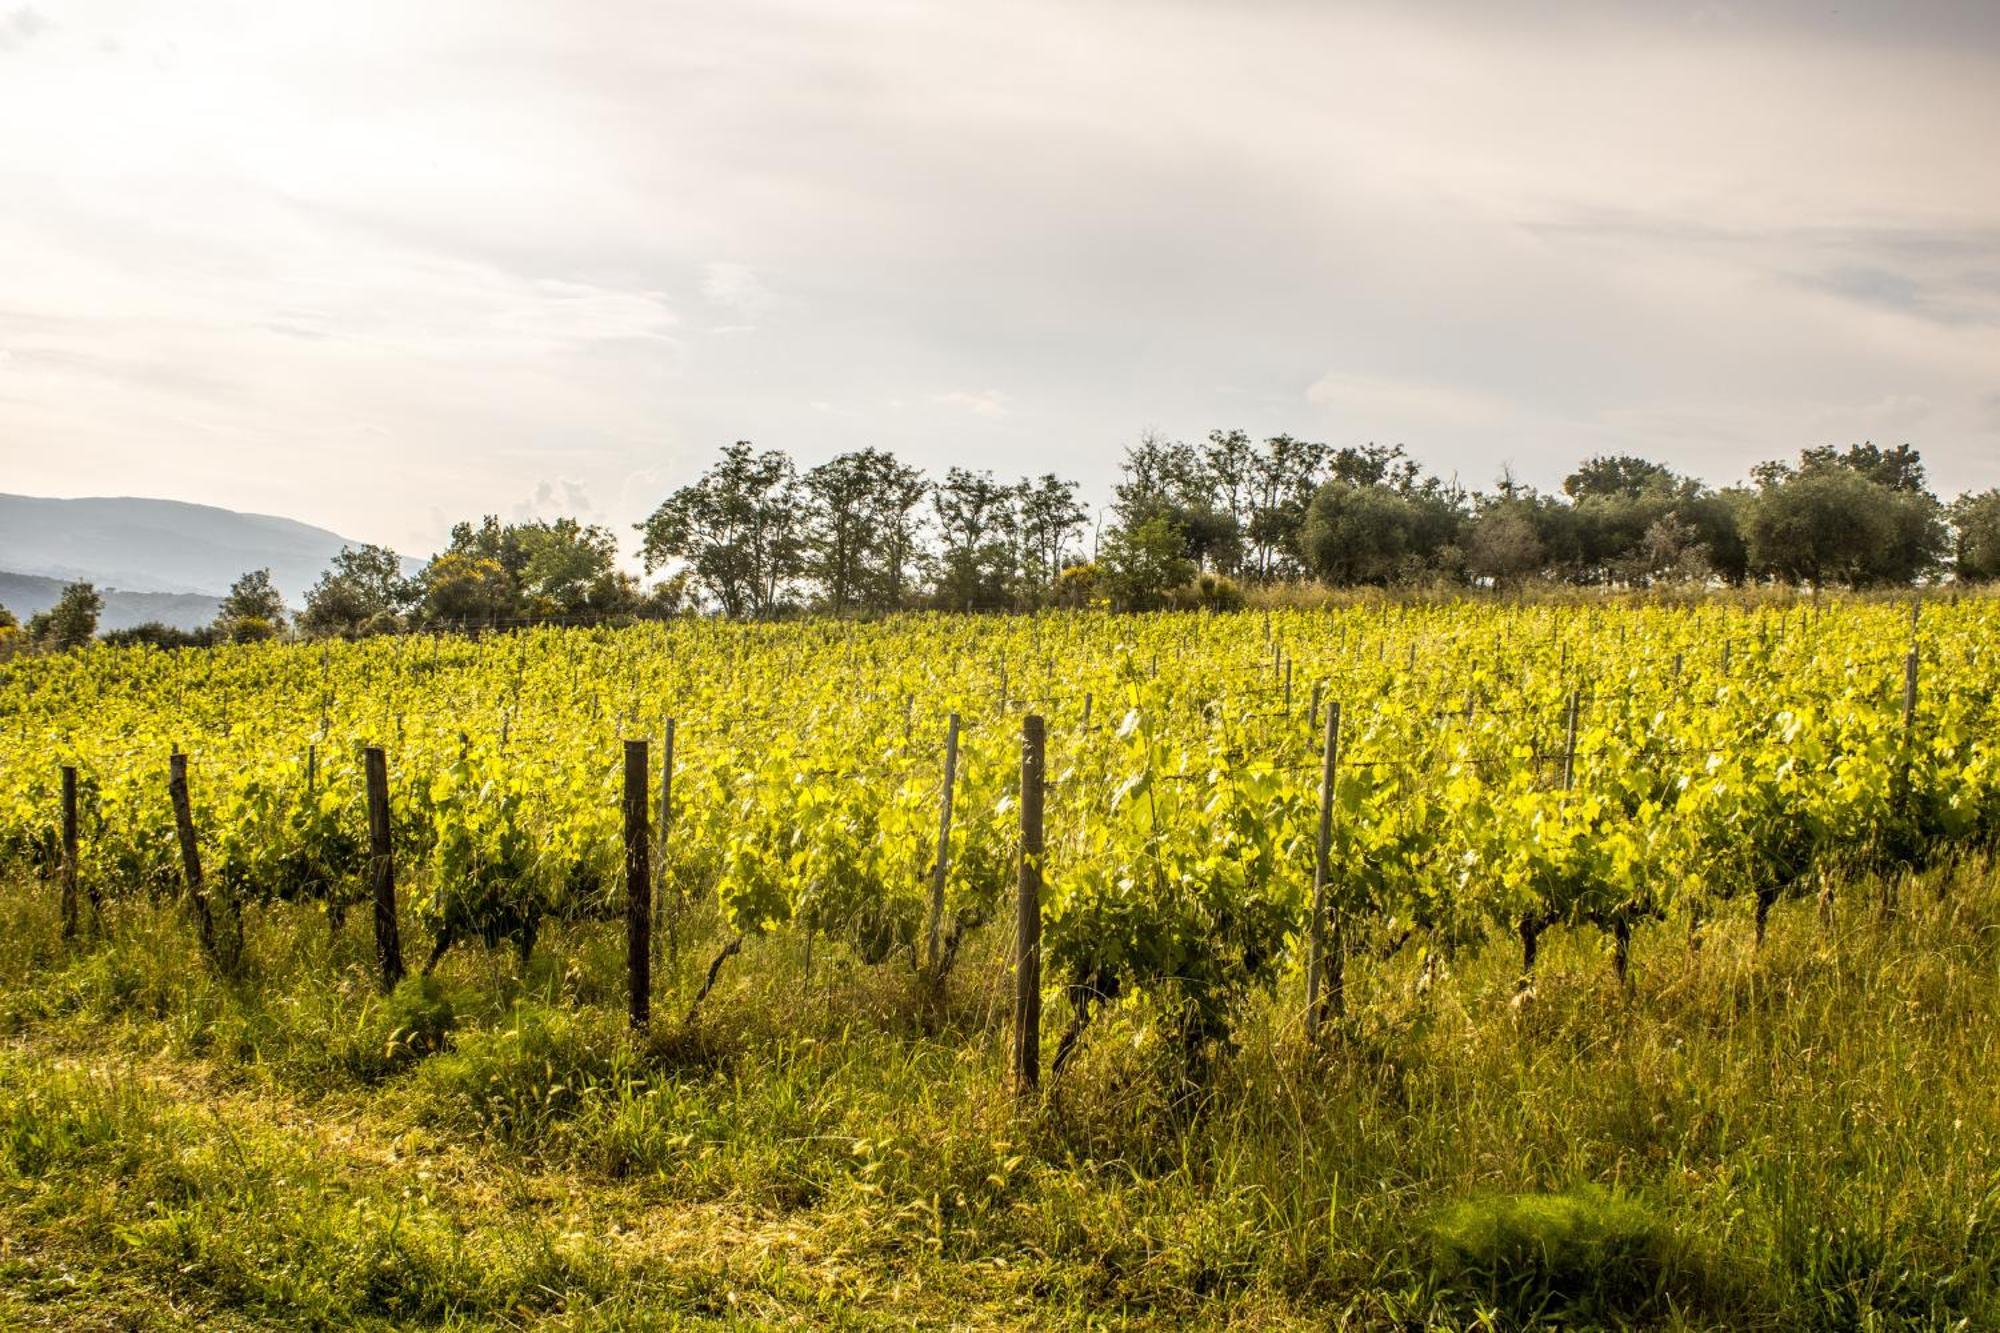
xmin=3 ymin=0 xmax=1998 ymax=556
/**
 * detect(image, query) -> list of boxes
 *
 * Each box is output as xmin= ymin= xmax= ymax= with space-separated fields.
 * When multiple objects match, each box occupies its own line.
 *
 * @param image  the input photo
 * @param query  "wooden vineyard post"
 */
xmin=1309 ymin=681 xmax=1323 ymax=732
xmin=167 ymin=751 xmax=221 ymax=968
xmin=1307 ymin=701 xmax=1342 ymax=1035
xmin=364 ymin=747 xmax=404 ymax=991
xmin=655 ymin=719 xmax=676 ymax=967
xmin=1283 ymin=656 xmax=1293 ymax=712
xmin=59 ymin=765 xmax=79 ymax=940
xmin=1903 ymin=647 xmax=1919 ymax=735
xmin=924 ymin=713 xmax=961 ymax=980
xmin=625 ymin=739 xmax=651 ymax=1032
xmin=1081 ymin=692 xmax=1093 ymax=731
xmin=1561 ymin=690 xmax=1581 ymax=791
xmin=1013 ymin=714 xmax=1045 ymax=1096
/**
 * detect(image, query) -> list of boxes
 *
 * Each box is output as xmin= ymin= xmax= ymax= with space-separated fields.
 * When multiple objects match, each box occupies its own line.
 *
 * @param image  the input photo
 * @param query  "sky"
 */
xmin=2 ymin=0 xmax=1998 ymax=558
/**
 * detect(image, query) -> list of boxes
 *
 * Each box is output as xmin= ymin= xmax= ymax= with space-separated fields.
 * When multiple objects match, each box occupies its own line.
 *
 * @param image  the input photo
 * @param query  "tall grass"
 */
xmin=2 ymin=855 xmax=1996 ymax=1327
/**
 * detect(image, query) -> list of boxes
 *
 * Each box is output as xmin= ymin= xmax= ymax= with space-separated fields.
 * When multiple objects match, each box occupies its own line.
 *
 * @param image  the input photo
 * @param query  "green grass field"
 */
xmin=3 ymin=856 xmax=1997 ymax=1330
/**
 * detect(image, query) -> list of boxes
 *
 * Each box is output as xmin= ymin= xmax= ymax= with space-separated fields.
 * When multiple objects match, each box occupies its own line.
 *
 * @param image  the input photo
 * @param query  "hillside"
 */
xmin=0 ymin=494 xmax=392 ymax=604
xmin=0 ymin=571 xmax=222 ymax=633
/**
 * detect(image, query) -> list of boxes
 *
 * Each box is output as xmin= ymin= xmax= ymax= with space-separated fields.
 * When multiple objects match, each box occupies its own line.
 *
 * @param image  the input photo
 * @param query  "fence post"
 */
xmin=167 ymin=751 xmax=219 ymax=966
xmin=925 ymin=713 xmax=961 ymax=979
xmin=1903 ymin=647 xmax=1919 ymax=734
xmin=1309 ymin=681 xmax=1323 ymax=732
xmin=59 ymin=765 xmax=79 ymax=940
xmin=1013 ymin=714 xmax=1045 ymax=1096
xmin=1561 ymin=690 xmax=1581 ymax=791
xmin=1307 ymin=701 xmax=1341 ymax=1035
xmin=364 ymin=747 xmax=404 ymax=991
xmin=625 ymin=739 xmax=650 ymax=1032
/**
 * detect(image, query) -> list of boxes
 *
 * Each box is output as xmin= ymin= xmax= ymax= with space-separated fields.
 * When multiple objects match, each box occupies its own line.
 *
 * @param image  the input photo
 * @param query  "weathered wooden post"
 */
xmin=59 ymin=765 xmax=79 ymax=940
xmin=625 ymin=739 xmax=650 ymax=1031
xmin=1013 ymin=714 xmax=1045 ymax=1095
xmin=364 ymin=747 xmax=404 ymax=991
xmin=1561 ymin=690 xmax=1581 ymax=791
xmin=168 ymin=750 xmax=220 ymax=967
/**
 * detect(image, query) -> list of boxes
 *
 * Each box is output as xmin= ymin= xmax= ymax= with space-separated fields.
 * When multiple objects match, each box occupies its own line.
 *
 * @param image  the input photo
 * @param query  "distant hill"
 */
xmin=0 ymin=571 xmax=222 ymax=634
xmin=0 ymin=494 xmax=401 ymax=604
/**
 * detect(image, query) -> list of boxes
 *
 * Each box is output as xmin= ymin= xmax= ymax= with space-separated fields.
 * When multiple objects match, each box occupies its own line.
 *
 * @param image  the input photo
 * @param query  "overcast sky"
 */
xmin=3 ymin=0 xmax=1998 ymax=556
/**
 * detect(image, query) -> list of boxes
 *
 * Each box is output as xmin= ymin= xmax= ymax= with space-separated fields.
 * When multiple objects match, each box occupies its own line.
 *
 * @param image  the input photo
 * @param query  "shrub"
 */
xmin=1171 ymin=572 xmax=1245 ymax=612
xmin=1054 ymin=561 xmax=1099 ymax=608
xmin=383 ymin=974 xmax=457 ymax=1060
xmin=1427 ymin=1185 xmax=1730 ymax=1323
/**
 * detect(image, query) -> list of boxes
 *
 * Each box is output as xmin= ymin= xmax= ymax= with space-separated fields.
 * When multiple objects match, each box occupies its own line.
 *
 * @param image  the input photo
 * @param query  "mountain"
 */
xmin=0 ymin=494 xmax=396 ymax=604
xmin=0 ymin=571 xmax=222 ymax=633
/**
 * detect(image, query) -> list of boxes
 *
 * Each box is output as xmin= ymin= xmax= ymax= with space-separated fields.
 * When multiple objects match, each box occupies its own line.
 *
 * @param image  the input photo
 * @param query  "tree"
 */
xmin=214 ymin=568 xmax=286 ymax=642
xmin=1630 ymin=514 xmax=1713 ymax=585
xmin=1097 ymin=514 xmax=1195 ymax=611
xmin=1202 ymin=429 xmax=1255 ymax=536
xmin=798 ymin=449 xmax=928 ymax=615
xmin=1111 ymin=433 xmax=1240 ymax=574
xmin=419 ymin=552 xmax=516 ymax=623
xmin=1799 ymin=442 xmax=1928 ymax=494
xmin=932 ymin=468 xmax=1019 ymax=611
xmin=30 ymin=582 xmax=103 ymax=649
xmin=1245 ymin=434 xmax=1332 ymax=580
xmin=869 ymin=454 xmax=932 ymax=612
xmin=1016 ymin=474 xmax=1088 ymax=601
xmin=1299 ymin=482 xmax=1423 ymax=586
xmin=1465 ymin=504 xmax=1546 ymax=588
xmin=102 ymin=622 xmax=216 ymax=650
xmin=1563 ymin=455 xmax=1679 ymax=500
xmin=1746 ymin=465 xmax=1945 ymax=587
xmin=799 ymin=452 xmax=875 ymax=614
xmin=637 ymin=443 xmax=802 ymax=617
xmin=301 ymin=545 xmax=413 ymax=638
xmin=1949 ymin=490 xmax=2000 ymax=583
xmin=515 ymin=519 xmax=634 ymax=614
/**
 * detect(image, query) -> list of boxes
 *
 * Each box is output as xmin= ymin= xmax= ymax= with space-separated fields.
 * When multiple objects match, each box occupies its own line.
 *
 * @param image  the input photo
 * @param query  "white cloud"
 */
xmin=511 ymin=479 xmax=598 ymax=524
xmin=0 ymin=6 xmax=47 ymax=52
xmin=1304 ymin=372 xmax=1512 ymax=430
xmin=933 ymin=389 xmax=1009 ymax=418
xmin=699 ymin=262 xmax=776 ymax=323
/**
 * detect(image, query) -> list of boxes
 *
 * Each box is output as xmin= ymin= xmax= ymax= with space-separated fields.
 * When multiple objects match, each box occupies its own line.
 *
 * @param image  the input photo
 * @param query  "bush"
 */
xmin=383 ymin=974 xmax=457 ymax=1060
xmin=102 ymin=622 xmax=218 ymax=651
xmin=1170 ymin=572 xmax=1245 ymax=612
xmin=417 ymin=1002 xmax=624 ymax=1145
xmin=1054 ymin=562 xmax=1099 ymax=609
xmin=1427 ymin=1186 xmax=1730 ymax=1323
xmin=221 ymin=615 xmax=280 ymax=645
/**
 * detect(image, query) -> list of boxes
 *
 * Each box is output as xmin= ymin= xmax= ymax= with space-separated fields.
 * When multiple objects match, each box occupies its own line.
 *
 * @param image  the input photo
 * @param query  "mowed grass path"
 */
xmin=2 ymin=859 xmax=1997 ymax=1329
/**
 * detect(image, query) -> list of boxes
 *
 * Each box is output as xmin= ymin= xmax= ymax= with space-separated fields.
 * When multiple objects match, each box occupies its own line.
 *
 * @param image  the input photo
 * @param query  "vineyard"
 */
xmin=7 ymin=598 xmax=1997 ymax=1046
xmin=4 ymin=597 xmax=2000 ymax=1326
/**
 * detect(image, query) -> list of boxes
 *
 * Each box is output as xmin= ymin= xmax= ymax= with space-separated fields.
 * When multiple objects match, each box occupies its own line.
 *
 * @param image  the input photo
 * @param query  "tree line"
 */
xmin=3 ymin=434 xmax=1998 ymax=650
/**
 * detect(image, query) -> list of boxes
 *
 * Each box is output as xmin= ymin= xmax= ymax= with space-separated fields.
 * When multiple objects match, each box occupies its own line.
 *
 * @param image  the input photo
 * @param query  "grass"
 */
xmin=1 ymin=858 xmax=1997 ymax=1328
